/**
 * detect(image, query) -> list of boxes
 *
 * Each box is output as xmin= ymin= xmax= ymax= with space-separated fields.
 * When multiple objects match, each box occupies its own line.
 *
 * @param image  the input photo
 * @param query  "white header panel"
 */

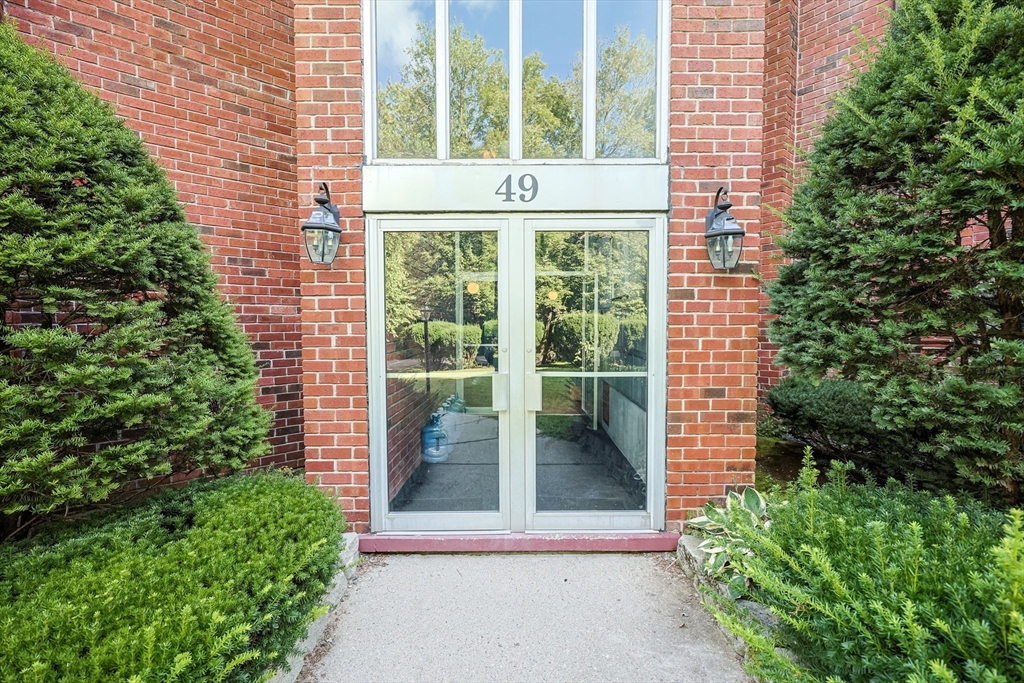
xmin=363 ymin=164 xmax=670 ymax=213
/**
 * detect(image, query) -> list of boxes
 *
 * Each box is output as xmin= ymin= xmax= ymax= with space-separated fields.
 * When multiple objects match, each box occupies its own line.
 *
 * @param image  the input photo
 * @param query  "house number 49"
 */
xmin=495 ymin=174 xmax=538 ymax=203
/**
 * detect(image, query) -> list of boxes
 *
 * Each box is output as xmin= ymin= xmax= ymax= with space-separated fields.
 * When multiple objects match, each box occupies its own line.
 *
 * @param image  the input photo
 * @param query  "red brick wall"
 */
xmin=9 ymin=0 xmax=305 ymax=467
xmin=294 ymin=0 xmax=369 ymax=530
xmin=758 ymin=0 xmax=798 ymax=393
xmin=757 ymin=0 xmax=893 ymax=394
xmin=666 ymin=0 xmax=765 ymax=530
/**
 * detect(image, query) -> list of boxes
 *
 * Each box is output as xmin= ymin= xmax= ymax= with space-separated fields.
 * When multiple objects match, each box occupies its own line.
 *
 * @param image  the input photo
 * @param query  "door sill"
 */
xmin=358 ymin=532 xmax=680 ymax=553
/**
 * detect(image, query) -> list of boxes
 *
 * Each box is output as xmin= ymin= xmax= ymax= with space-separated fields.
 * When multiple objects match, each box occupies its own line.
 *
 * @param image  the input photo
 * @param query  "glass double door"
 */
xmin=370 ymin=216 xmax=659 ymax=532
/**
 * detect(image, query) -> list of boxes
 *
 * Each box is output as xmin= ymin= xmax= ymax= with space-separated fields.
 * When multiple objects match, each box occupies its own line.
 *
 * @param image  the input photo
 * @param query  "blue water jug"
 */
xmin=421 ymin=413 xmax=450 ymax=463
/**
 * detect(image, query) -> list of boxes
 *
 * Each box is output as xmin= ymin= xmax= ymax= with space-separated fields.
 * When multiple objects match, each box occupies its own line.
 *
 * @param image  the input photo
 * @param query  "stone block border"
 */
xmin=676 ymin=534 xmax=781 ymax=660
xmin=267 ymin=531 xmax=360 ymax=683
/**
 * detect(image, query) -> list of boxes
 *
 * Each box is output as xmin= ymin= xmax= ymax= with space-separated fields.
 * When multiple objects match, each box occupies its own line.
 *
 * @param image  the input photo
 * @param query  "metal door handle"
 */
xmin=491 ymin=373 xmax=509 ymax=411
xmin=526 ymin=374 xmax=543 ymax=412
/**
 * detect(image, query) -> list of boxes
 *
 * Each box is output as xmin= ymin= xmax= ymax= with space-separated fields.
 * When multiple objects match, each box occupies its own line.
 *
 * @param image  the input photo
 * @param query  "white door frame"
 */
xmin=366 ymin=213 xmax=666 ymax=533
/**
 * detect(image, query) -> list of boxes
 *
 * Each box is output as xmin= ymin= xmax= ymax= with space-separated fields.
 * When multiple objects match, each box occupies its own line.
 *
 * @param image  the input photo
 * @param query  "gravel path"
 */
xmin=298 ymin=553 xmax=750 ymax=683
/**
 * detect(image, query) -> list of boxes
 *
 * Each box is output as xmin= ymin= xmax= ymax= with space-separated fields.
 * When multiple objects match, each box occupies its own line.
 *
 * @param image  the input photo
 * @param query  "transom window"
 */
xmin=368 ymin=0 xmax=665 ymax=162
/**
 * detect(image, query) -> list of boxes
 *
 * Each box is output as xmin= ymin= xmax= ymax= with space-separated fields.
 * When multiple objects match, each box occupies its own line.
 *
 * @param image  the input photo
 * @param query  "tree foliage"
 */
xmin=0 ymin=22 xmax=269 ymax=523
xmin=768 ymin=0 xmax=1024 ymax=502
xmin=377 ymin=19 xmax=654 ymax=159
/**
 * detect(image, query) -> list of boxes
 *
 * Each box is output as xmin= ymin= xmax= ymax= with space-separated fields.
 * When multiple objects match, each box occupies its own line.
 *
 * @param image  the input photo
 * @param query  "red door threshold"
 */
xmin=358 ymin=532 xmax=681 ymax=553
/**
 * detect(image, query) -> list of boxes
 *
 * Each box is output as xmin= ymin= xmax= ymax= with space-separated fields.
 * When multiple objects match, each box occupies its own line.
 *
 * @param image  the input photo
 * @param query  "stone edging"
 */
xmin=267 ymin=531 xmax=360 ymax=683
xmin=676 ymin=534 xmax=780 ymax=659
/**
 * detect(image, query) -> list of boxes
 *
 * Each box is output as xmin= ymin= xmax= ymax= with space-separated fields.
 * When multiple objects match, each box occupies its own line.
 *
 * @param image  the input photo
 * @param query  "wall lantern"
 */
xmin=704 ymin=187 xmax=746 ymax=271
xmin=301 ymin=182 xmax=342 ymax=264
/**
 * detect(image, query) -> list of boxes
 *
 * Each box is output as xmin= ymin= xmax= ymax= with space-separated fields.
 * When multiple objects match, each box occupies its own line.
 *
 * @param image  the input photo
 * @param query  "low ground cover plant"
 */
xmin=694 ymin=458 xmax=1024 ymax=682
xmin=0 ymin=472 xmax=345 ymax=683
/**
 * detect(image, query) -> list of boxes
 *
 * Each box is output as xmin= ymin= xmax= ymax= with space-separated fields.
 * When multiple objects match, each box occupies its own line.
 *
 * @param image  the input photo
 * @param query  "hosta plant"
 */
xmin=688 ymin=486 xmax=771 ymax=598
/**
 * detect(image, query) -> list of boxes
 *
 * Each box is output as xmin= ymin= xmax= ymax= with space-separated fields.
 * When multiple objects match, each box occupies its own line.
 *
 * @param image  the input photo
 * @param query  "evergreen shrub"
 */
xmin=701 ymin=459 xmax=1023 ymax=682
xmin=0 ymin=22 xmax=269 ymax=522
xmin=403 ymin=321 xmax=482 ymax=364
xmin=766 ymin=377 xmax=946 ymax=485
xmin=768 ymin=0 xmax=1024 ymax=503
xmin=0 ymin=472 xmax=346 ymax=683
xmin=550 ymin=311 xmax=620 ymax=366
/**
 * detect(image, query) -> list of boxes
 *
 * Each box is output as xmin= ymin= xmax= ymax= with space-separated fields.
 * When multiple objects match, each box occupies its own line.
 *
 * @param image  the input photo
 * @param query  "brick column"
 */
xmin=666 ymin=0 xmax=765 ymax=531
xmin=757 ymin=0 xmax=798 ymax=395
xmin=294 ymin=0 xmax=370 ymax=531
xmin=757 ymin=0 xmax=893 ymax=396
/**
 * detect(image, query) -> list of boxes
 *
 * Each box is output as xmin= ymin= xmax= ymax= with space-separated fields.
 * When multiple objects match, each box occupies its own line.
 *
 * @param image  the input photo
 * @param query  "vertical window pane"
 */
xmin=522 ymin=0 xmax=583 ymax=159
xmin=450 ymin=0 xmax=510 ymax=159
xmin=534 ymin=229 xmax=649 ymax=512
xmin=596 ymin=0 xmax=657 ymax=158
xmin=376 ymin=0 xmax=436 ymax=158
xmin=384 ymin=231 xmax=500 ymax=513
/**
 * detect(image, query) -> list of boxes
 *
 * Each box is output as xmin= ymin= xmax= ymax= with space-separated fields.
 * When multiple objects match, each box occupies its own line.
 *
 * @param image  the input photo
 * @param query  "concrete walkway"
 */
xmin=298 ymin=553 xmax=750 ymax=683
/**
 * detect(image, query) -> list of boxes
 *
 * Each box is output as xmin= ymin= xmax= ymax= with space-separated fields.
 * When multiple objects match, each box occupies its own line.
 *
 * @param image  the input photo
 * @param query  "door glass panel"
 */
xmin=535 ymin=230 xmax=648 ymax=512
xmin=383 ymin=231 xmax=499 ymax=512
xmin=596 ymin=0 xmax=657 ymax=158
xmin=450 ymin=0 xmax=510 ymax=159
xmin=522 ymin=0 xmax=583 ymax=159
xmin=376 ymin=0 xmax=437 ymax=158
xmin=535 ymin=231 xmax=648 ymax=373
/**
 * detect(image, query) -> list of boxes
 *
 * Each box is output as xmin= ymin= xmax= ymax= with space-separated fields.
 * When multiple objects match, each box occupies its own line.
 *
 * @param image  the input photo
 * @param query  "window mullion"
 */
xmin=436 ymin=0 xmax=450 ymax=160
xmin=583 ymin=0 xmax=597 ymax=160
xmin=509 ymin=0 xmax=523 ymax=160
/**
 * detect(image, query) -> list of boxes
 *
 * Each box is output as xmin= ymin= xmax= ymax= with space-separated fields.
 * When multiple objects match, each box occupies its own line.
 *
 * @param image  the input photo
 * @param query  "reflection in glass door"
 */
xmin=370 ymin=216 xmax=662 ymax=532
xmin=532 ymin=227 xmax=649 ymax=515
xmin=381 ymin=230 xmax=501 ymax=515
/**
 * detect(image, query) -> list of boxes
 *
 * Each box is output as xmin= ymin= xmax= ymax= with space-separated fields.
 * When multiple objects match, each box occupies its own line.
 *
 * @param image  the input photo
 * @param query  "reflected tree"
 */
xmin=378 ymin=23 xmax=436 ymax=158
xmin=377 ymin=20 xmax=655 ymax=159
xmin=597 ymin=27 xmax=656 ymax=158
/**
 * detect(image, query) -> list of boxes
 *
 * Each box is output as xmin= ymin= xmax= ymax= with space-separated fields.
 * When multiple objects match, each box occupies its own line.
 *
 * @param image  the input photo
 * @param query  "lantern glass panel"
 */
xmin=706 ymin=234 xmax=725 ymax=270
xmin=723 ymin=234 xmax=743 ymax=270
xmin=304 ymin=227 xmax=341 ymax=264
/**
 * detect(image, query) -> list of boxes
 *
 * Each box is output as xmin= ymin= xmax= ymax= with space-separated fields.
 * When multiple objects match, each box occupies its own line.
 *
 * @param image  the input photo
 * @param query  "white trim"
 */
xmin=366 ymin=217 xmax=388 ymax=531
xmin=367 ymin=158 xmax=667 ymax=167
xmin=363 ymin=0 xmax=377 ymax=162
xmin=648 ymin=215 xmax=668 ymax=530
xmin=436 ymin=0 xmax=450 ymax=160
xmin=366 ymin=213 xmax=667 ymax=533
xmin=656 ymin=0 xmax=670 ymax=163
xmin=509 ymin=0 xmax=523 ymax=161
xmin=363 ymin=164 xmax=670 ymax=213
xmin=583 ymin=0 xmax=597 ymax=160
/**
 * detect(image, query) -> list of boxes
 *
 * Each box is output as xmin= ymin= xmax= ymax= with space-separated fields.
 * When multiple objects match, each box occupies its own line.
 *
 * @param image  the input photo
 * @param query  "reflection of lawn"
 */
xmin=448 ymin=372 xmax=588 ymax=417
xmin=463 ymin=375 xmax=492 ymax=408
xmin=537 ymin=415 xmax=579 ymax=440
xmin=542 ymin=376 xmax=585 ymax=415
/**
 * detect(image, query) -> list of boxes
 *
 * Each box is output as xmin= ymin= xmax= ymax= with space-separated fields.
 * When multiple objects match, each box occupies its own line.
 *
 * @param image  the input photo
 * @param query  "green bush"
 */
xmin=767 ymin=0 xmax=1024 ymax=502
xmin=765 ymin=377 xmax=949 ymax=486
xmin=703 ymin=458 xmax=1023 ymax=682
xmin=0 ymin=22 xmax=269 ymax=522
xmin=481 ymin=319 xmax=498 ymax=345
xmin=0 ymin=472 xmax=346 ymax=683
xmin=618 ymin=316 xmax=647 ymax=360
xmin=403 ymin=321 xmax=482 ymax=363
xmin=550 ymin=311 xmax=620 ymax=366
xmin=483 ymin=319 xmax=545 ymax=347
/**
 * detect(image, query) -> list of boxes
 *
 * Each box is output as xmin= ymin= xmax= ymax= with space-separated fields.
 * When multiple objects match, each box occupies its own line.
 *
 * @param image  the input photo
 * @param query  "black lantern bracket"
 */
xmin=301 ymin=182 xmax=343 ymax=265
xmin=703 ymin=186 xmax=746 ymax=271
